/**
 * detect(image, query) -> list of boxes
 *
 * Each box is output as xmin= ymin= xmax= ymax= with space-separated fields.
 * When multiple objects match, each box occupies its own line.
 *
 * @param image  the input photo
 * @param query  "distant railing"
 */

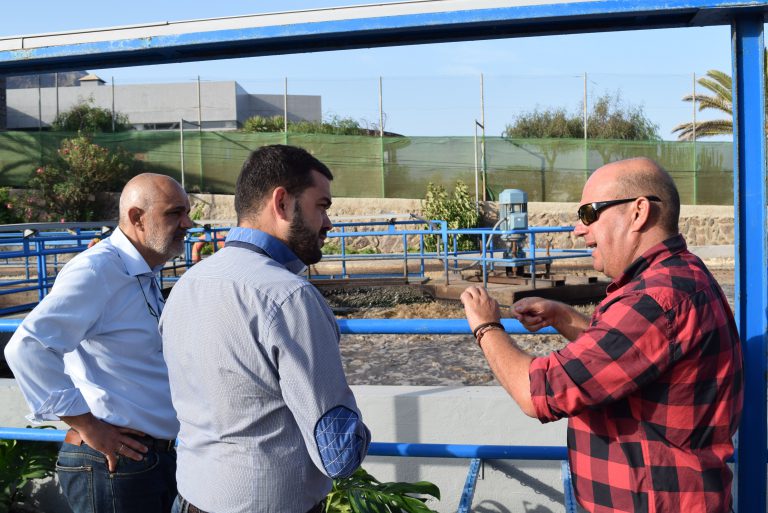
xmin=0 ymin=220 xmax=591 ymax=315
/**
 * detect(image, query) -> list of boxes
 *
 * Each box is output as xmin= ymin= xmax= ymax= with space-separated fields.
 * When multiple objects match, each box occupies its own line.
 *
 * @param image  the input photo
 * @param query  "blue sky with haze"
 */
xmin=2 ymin=1 xmax=740 ymax=139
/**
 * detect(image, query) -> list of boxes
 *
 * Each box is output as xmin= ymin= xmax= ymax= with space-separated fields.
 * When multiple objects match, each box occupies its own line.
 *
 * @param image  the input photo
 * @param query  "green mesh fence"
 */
xmin=0 ymin=131 xmax=735 ymax=204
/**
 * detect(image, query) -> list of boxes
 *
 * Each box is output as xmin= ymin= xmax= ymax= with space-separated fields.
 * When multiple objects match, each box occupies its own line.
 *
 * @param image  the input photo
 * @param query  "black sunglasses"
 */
xmin=577 ymin=196 xmax=662 ymax=226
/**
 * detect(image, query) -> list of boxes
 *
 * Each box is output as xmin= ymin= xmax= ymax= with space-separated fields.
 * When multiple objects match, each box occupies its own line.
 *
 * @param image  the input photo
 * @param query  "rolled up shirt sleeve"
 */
xmin=530 ymin=291 xmax=673 ymax=423
xmin=4 ymin=258 xmax=107 ymax=421
xmin=266 ymin=283 xmax=370 ymax=478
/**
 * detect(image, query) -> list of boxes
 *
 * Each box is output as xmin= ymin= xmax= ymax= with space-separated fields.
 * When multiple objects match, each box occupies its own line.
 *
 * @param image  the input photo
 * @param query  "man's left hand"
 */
xmin=461 ymin=286 xmax=501 ymax=332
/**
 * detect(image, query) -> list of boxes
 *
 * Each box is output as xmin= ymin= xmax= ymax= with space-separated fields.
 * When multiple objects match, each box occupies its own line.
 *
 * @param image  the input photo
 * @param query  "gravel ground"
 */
xmin=327 ymin=287 xmax=570 ymax=387
xmin=331 ymin=263 xmax=736 ymax=387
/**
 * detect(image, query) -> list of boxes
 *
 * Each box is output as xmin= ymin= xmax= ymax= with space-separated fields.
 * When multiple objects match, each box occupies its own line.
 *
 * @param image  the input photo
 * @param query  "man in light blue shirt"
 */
xmin=4 ymin=173 xmax=193 ymax=513
xmin=161 ymin=145 xmax=370 ymax=513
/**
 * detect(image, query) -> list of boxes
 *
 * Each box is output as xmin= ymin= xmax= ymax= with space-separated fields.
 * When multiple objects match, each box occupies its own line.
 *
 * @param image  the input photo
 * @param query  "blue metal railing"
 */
xmin=0 ymin=220 xmax=591 ymax=316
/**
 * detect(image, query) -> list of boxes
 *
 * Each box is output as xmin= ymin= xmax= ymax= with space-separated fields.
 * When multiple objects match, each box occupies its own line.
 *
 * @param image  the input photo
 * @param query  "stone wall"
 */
xmin=189 ymin=194 xmax=735 ymax=250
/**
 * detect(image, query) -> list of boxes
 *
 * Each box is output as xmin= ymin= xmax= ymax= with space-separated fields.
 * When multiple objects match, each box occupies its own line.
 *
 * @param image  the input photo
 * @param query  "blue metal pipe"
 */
xmin=0 ymin=318 xmax=556 ymax=335
xmin=0 ymin=427 xmax=571 ymax=460
xmin=367 ymin=442 xmax=567 ymax=460
xmin=337 ymin=319 xmax=558 ymax=335
xmin=0 ymin=427 xmax=66 ymax=442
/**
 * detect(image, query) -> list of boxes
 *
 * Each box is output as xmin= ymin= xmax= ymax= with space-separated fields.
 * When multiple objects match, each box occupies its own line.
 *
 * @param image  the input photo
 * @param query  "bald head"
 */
xmin=589 ymin=157 xmax=680 ymax=234
xmin=119 ymin=174 xmax=184 ymax=228
xmin=118 ymin=173 xmax=192 ymax=268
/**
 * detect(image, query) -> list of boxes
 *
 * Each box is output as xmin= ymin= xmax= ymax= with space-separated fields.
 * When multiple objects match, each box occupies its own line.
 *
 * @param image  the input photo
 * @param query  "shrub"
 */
xmin=52 ymin=99 xmax=130 ymax=133
xmin=422 ymin=181 xmax=480 ymax=252
xmin=241 ymin=114 xmax=370 ymax=136
xmin=0 ymin=188 xmax=24 ymax=225
xmin=242 ymin=115 xmax=286 ymax=133
xmin=25 ymin=135 xmax=136 ymax=222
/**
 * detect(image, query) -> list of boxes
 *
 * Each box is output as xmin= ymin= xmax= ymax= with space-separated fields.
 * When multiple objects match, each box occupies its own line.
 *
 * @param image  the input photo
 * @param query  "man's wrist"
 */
xmin=474 ymin=322 xmax=505 ymax=346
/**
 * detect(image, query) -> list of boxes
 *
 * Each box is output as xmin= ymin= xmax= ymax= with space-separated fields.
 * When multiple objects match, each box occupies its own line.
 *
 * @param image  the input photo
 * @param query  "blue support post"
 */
xmin=731 ymin=16 xmax=767 ymax=513
xmin=441 ymin=221 xmax=449 ymax=285
xmin=481 ymin=232 xmax=488 ymax=287
xmin=35 ymin=239 xmax=46 ymax=301
xmin=457 ymin=458 xmax=481 ymax=513
xmin=340 ymin=225 xmax=347 ymax=278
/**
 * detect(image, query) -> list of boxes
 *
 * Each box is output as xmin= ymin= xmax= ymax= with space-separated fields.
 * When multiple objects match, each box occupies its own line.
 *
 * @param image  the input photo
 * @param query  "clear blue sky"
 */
xmin=1 ymin=1 xmax=739 ymax=140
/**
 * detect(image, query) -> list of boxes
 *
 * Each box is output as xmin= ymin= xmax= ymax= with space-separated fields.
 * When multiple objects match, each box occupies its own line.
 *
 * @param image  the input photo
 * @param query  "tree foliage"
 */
xmin=672 ymin=49 xmax=768 ymax=140
xmin=242 ymin=115 xmax=376 ymax=136
xmin=502 ymin=91 xmax=660 ymax=141
xmin=24 ymin=135 xmax=136 ymax=221
xmin=52 ymin=99 xmax=131 ymax=133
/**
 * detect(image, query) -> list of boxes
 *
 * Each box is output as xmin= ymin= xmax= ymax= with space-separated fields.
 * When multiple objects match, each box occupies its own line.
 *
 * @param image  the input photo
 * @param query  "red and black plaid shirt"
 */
xmin=529 ymin=235 xmax=743 ymax=513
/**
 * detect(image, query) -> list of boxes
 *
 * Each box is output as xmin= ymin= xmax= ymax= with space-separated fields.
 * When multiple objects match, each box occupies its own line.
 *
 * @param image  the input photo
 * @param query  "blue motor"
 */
xmin=498 ymin=189 xmax=528 ymax=261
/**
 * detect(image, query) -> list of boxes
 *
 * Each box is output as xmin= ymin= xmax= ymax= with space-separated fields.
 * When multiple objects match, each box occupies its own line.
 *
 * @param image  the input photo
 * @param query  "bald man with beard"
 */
xmin=5 ymin=173 xmax=193 ymax=513
xmin=462 ymin=158 xmax=742 ymax=513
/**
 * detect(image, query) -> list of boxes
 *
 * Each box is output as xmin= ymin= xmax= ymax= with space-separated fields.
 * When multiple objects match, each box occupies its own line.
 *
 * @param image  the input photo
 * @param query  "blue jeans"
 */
xmin=56 ymin=441 xmax=177 ymax=513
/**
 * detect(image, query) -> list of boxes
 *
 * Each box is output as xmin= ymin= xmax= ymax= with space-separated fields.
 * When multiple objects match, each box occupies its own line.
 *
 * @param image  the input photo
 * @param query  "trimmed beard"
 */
xmin=287 ymin=202 xmax=325 ymax=265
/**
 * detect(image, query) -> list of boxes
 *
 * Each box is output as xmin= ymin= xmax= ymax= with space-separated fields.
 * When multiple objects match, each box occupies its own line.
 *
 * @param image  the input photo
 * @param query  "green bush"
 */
xmin=242 ymin=115 xmax=286 ymax=133
xmin=242 ymin=115 xmax=370 ymax=136
xmin=0 ymin=428 xmax=59 ymax=513
xmin=0 ymin=188 xmax=24 ymax=225
xmin=327 ymin=467 xmax=440 ymax=513
xmin=422 ymin=181 xmax=480 ymax=252
xmin=52 ymin=99 xmax=131 ymax=133
xmin=25 ymin=135 xmax=136 ymax=222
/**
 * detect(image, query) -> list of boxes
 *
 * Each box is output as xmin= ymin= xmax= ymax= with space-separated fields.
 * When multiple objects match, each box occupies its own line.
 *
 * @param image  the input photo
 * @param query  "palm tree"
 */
xmin=672 ymin=50 xmax=767 ymax=140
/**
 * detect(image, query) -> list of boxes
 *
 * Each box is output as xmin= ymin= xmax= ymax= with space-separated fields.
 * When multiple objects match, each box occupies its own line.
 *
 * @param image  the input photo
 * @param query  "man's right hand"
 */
xmin=60 ymin=413 xmax=148 ymax=472
xmin=512 ymin=297 xmax=589 ymax=341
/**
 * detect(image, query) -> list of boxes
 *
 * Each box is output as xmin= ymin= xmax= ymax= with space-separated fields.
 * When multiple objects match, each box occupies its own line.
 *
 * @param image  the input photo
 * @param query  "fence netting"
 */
xmin=0 ymin=131 xmax=734 ymax=204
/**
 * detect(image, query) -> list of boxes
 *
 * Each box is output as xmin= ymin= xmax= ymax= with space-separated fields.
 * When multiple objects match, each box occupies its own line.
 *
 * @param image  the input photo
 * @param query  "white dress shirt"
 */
xmin=4 ymin=227 xmax=179 ymax=439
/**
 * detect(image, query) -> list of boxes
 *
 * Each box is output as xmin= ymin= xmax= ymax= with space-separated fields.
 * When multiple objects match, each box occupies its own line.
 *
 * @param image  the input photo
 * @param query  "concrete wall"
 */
xmin=6 ymin=81 xmax=321 ymax=130
xmin=0 ymin=380 xmax=569 ymax=513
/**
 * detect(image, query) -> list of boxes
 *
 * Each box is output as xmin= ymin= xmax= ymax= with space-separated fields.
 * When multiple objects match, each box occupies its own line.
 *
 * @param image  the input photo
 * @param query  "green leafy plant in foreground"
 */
xmin=0 ymin=427 xmax=59 ymax=513
xmin=326 ymin=467 xmax=440 ymax=513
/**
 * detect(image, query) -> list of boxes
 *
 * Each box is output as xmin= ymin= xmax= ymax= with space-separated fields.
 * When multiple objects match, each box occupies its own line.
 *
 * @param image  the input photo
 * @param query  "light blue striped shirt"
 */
xmin=160 ymin=228 xmax=370 ymax=513
xmin=4 ymin=227 xmax=178 ymax=439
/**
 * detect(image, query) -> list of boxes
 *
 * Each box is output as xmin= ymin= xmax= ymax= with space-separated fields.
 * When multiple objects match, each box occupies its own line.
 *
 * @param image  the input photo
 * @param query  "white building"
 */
xmin=4 ymin=73 xmax=321 ymax=131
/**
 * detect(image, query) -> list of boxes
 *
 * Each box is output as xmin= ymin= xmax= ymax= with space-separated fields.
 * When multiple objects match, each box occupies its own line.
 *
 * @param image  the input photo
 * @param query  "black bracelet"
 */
xmin=472 ymin=321 xmax=505 ymax=339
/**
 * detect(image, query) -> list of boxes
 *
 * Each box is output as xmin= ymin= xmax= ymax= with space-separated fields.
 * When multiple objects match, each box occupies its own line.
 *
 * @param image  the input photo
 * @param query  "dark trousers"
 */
xmin=56 ymin=440 xmax=177 ymax=513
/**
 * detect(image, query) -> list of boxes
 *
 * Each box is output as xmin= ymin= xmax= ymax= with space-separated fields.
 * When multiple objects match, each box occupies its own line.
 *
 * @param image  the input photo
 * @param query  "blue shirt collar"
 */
xmin=225 ymin=227 xmax=307 ymax=275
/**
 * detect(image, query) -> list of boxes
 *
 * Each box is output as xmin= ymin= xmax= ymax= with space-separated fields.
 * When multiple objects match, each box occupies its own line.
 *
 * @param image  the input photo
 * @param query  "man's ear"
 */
xmin=271 ymin=187 xmax=291 ymax=221
xmin=128 ymin=206 xmax=145 ymax=230
xmin=629 ymin=197 xmax=652 ymax=232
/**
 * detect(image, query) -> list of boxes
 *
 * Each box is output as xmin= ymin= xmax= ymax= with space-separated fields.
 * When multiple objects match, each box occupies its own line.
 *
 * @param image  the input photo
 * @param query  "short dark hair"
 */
xmin=235 ymin=145 xmax=333 ymax=223
xmin=615 ymin=158 xmax=680 ymax=233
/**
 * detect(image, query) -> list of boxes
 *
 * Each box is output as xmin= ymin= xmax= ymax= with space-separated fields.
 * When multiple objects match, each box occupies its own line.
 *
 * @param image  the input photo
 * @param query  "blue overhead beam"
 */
xmin=0 ymin=0 xmax=766 ymax=73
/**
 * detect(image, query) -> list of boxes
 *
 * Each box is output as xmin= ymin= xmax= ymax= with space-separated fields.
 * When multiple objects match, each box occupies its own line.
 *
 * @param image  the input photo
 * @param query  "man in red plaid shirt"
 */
xmin=462 ymin=157 xmax=742 ymax=513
